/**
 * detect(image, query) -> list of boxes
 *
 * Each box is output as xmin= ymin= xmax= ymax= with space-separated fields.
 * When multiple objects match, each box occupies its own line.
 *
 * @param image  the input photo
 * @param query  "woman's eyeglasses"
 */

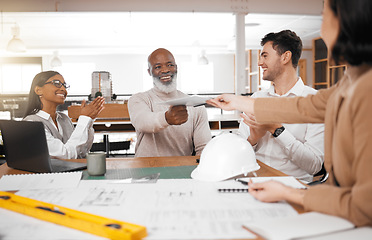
xmin=44 ymin=80 xmax=70 ymax=89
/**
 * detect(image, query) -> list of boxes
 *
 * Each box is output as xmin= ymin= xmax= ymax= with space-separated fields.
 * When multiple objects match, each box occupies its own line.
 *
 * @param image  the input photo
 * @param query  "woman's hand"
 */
xmin=207 ymin=94 xmax=255 ymax=113
xmin=80 ymin=96 xmax=105 ymax=119
xmin=248 ymin=180 xmax=306 ymax=206
xmin=248 ymin=180 xmax=288 ymax=202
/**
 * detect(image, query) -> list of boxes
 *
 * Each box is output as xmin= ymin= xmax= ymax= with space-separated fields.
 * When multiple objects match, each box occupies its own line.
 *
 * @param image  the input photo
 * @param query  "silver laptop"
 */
xmin=0 ymin=120 xmax=86 ymax=173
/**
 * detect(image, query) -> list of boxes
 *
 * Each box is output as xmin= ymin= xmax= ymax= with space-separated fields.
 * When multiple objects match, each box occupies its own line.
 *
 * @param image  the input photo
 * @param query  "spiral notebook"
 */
xmin=0 ymin=120 xmax=86 ymax=173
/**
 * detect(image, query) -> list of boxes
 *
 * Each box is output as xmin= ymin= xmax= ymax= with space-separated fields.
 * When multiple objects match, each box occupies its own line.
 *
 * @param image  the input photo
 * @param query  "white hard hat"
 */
xmin=191 ymin=133 xmax=260 ymax=182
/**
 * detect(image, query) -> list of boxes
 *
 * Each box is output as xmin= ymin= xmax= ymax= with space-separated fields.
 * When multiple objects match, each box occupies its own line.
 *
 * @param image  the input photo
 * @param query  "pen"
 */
xmin=236 ymin=179 xmax=249 ymax=185
xmin=193 ymin=103 xmax=207 ymax=107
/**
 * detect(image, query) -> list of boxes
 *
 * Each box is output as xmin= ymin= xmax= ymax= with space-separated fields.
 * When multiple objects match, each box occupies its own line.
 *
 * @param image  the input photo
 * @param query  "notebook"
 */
xmin=0 ymin=120 xmax=86 ymax=173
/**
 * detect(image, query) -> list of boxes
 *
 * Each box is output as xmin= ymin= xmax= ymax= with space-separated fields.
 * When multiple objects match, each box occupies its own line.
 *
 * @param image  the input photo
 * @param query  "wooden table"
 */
xmin=0 ymin=156 xmax=288 ymax=177
xmin=0 ymin=156 xmax=305 ymax=239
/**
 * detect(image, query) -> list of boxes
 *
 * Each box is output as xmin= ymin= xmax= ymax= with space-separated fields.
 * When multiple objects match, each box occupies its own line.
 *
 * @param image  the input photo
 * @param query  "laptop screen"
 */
xmin=0 ymin=120 xmax=53 ymax=173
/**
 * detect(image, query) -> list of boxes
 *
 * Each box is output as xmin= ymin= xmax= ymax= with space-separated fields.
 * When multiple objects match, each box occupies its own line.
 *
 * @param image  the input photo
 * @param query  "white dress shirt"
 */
xmin=34 ymin=110 xmax=94 ymax=159
xmin=238 ymin=78 xmax=325 ymax=182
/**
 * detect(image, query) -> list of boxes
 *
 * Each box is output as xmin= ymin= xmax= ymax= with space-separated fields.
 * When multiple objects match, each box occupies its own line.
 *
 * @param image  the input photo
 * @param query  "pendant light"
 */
xmin=51 ymin=51 xmax=62 ymax=67
xmin=6 ymin=24 xmax=26 ymax=52
xmin=198 ymin=49 xmax=209 ymax=65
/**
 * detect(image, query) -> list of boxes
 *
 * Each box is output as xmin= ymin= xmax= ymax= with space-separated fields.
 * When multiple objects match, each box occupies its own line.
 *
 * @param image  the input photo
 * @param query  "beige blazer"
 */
xmin=254 ymin=65 xmax=372 ymax=226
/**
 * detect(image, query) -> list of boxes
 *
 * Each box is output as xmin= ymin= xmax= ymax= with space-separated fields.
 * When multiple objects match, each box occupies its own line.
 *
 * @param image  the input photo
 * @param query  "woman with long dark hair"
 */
xmin=24 ymin=71 xmax=104 ymax=159
xmin=208 ymin=0 xmax=372 ymax=226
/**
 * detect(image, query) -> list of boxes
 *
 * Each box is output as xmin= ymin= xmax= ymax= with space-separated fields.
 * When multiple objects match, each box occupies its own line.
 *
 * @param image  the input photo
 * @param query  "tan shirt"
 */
xmin=254 ymin=65 xmax=372 ymax=226
xmin=128 ymin=88 xmax=212 ymax=157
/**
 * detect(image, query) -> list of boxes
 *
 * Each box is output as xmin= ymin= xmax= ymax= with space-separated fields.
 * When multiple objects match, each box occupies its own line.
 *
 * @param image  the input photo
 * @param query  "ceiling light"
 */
xmin=51 ymin=51 xmax=62 ymax=67
xmin=6 ymin=24 xmax=26 ymax=52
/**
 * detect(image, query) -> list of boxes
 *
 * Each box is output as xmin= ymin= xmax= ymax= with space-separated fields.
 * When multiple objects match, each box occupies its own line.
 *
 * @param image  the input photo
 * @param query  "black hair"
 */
xmin=24 ymin=71 xmax=61 ymax=118
xmin=261 ymin=30 xmax=303 ymax=68
xmin=329 ymin=0 xmax=372 ymax=66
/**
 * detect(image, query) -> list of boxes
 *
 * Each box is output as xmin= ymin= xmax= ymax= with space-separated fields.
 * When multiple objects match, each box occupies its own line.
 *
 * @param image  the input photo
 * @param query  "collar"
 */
xmin=345 ymin=64 xmax=372 ymax=83
xmin=36 ymin=110 xmax=62 ymax=121
xmin=268 ymin=77 xmax=305 ymax=97
xmin=152 ymin=87 xmax=179 ymax=99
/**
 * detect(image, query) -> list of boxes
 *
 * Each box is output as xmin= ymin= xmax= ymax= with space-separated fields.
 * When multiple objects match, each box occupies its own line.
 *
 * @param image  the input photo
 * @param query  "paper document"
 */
xmin=159 ymin=95 xmax=211 ymax=106
xmin=300 ymin=226 xmax=372 ymax=240
xmin=244 ymin=212 xmax=355 ymax=240
xmin=0 ymin=171 xmax=82 ymax=191
xmin=13 ymin=179 xmax=297 ymax=240
xmin=109 ymin=173 xmax=160 ymax=184
xmin=13 ymin=179 xmax=299 ymax=240
xmin=0 ymin=208 xmax=104 ymax=240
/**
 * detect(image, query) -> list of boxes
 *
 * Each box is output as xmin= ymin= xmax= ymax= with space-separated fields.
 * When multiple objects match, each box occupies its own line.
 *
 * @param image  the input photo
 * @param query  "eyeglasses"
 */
xmin=44 ymin=80 xmax=70 ymax=89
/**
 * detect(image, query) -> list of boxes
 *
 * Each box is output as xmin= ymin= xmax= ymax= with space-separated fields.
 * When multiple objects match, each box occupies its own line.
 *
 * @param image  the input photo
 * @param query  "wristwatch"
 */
xmin=272 ymin=126 xmax=285 ymax=138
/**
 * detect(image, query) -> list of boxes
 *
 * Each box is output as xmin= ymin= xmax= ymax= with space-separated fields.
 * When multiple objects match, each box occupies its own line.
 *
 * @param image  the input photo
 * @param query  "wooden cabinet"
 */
xmin=208 ymin=113 xmax=240 ymax=131
xmin=313 ymin=37 xmax=346 ymax=89
xmin=68 ymin=103 xmax=129 ymax=122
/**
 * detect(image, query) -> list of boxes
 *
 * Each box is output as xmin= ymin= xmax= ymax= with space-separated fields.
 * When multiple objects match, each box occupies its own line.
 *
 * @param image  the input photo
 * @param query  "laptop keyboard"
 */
xmin=50 ymin=158 xmax=87 ymax=172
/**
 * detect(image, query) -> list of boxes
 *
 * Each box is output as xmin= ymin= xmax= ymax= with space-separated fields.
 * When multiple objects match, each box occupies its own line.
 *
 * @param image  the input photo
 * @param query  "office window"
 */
xmin=142 ymin=62 xmax=214 ymax=94
xmin=178 ymin=63 xmax=214 ymax=94
xmin=52 ymin=62 xmax=96 ymax=95
xmin=0 ymin=58 xmax=42 ymax=94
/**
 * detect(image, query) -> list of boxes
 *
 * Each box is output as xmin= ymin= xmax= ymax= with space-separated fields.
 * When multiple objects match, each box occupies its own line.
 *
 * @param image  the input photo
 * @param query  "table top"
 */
xmin=0 ymin=155 xmax=287 ymax=177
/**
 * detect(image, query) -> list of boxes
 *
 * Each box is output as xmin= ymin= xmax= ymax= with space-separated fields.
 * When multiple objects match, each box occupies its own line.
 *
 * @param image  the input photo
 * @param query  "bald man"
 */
xmin=128 ymin=48 xmax=211 ymax=157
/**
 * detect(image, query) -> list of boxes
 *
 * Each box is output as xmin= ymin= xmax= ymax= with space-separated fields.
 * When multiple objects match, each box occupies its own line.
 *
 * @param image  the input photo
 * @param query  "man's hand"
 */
xmin=165 ymin=105 xmax=188 ymax=125
xmin=241 ymin=112 xmax=282 ymax=145
xmin=80 ymin=96 xmax=105 ymax=119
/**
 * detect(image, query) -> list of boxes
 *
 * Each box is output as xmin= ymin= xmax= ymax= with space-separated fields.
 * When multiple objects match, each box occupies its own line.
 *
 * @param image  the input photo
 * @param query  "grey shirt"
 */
xmin=24 ymin=111 xmax=94 ymax=159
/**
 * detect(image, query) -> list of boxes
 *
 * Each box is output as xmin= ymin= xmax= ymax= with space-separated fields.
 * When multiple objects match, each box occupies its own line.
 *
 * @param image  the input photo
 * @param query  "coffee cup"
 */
xmin=86 ymin=152 xmax=106 ymax=176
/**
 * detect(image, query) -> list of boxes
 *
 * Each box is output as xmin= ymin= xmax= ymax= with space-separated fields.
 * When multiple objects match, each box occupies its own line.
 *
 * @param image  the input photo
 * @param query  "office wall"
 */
xmin=43 ymin=53 xmax=235 ymax=95
xmin=42 ymin=50 xmax=313 ymax=96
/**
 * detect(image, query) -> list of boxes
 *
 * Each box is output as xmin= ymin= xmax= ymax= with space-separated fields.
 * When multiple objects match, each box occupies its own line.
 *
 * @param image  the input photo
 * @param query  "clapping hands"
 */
xmin=80 ymin=96 xmax=105 ymax=119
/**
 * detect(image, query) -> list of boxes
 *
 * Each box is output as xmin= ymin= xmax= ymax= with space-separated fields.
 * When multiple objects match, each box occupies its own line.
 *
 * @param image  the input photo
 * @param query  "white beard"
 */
xmin=153 ymin=74 xmax=177 ymax=94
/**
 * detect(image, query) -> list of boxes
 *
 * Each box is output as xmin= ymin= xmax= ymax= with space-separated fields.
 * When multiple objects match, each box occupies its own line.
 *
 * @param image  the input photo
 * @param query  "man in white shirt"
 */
xmin=238 ymin=30 xmax=324 ymax=182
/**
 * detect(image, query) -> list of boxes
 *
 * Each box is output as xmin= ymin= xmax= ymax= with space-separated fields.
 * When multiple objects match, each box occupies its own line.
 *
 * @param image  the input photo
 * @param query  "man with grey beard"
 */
xmin=128 ymin=48 xmax=212 ymax=157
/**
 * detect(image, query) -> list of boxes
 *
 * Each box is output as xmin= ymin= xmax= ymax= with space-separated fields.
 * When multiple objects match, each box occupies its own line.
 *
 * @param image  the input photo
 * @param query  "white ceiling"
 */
xmin=0 ymin=0 xmax=323 ymax=56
